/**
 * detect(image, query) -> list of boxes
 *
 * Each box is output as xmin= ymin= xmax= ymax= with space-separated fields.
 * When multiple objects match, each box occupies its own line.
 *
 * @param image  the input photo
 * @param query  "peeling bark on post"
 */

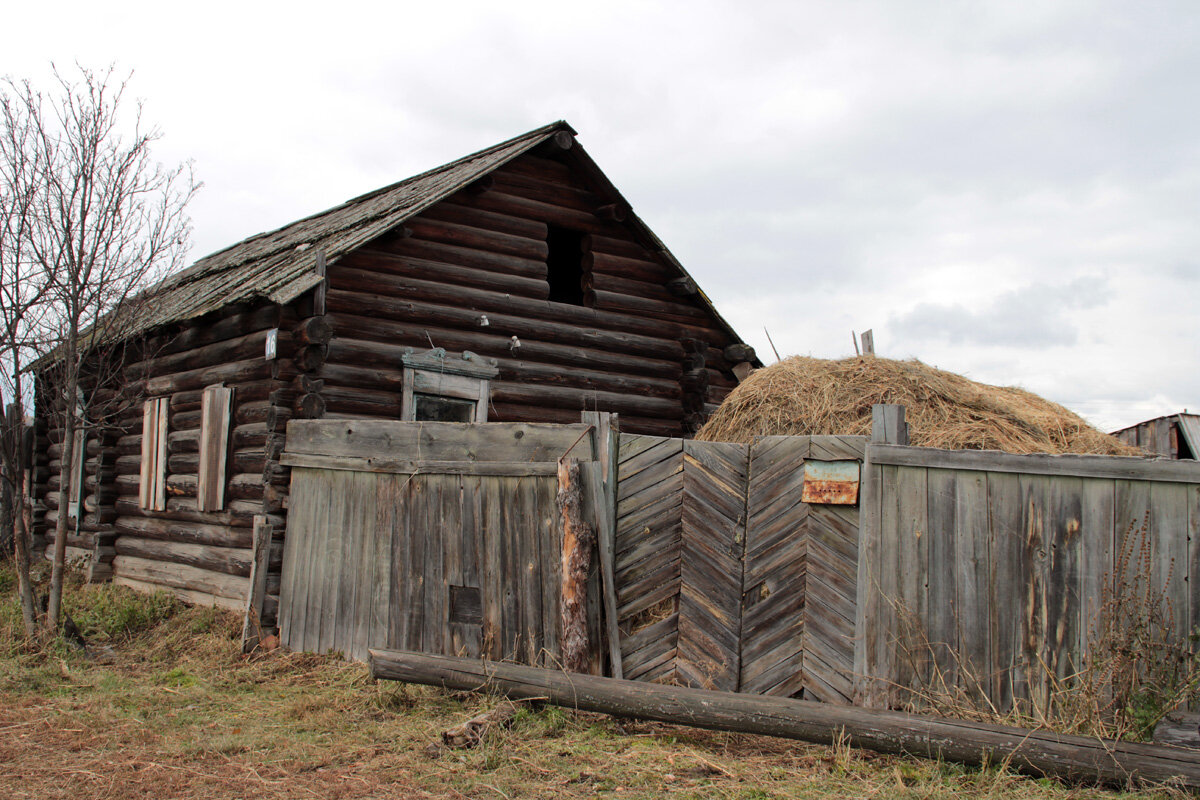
xmin=557 ymin=457 xmax=594 ymax=673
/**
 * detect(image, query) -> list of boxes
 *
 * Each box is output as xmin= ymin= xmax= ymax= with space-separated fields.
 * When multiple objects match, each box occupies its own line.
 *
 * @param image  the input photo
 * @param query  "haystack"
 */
xmin=697 ymin=356 xmax=1137 ymax=456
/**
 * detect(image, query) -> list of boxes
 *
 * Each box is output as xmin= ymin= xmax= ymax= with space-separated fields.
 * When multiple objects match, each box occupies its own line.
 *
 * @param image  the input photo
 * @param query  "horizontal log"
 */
xmin=114 ymin=536 xmax=254 ymax=577
xmin=226 ymin=473 xmax=267 ymax=501
xmin=341 ymin=249 xmax=550 ymax=300
xmin=115 ymin=515 xmax=252 ymax=548
xmin=490 ymin=380 xmax=679 ymax=419
xmin=113 ymin=555 xmax=250 ymax=602
xmin=322 ymin=387 xmax=402 ymax=417
xmin=584 ymin=289 xmax=711 ymax=325
xmin=115 ymin=497 xmax=281 ymax=528
xmin=369 ymin=650 xmax=1200 ymax=791
xmin=145 ymin=358 xmax=294 ymax=396
xmin=406 ymin=216 xmax=548 ymax=261
xmin=141 ymin=305 xmax=283 ymax=359
xmin=583 ymin=271 xmax=678 ymax=305
xmin=723 ymin=343 xmax=757 ymax=363
xmin=127 ymin=329 xmax=273 ymax=378
xmin=386 ymin=237 xmax=547 ymax=280
xmin=417 ymin=198 xmax=549 ymax=240
xmin=325 ymin=287 xmax=684 ymax=361
xmin=325 ymin=328 xmax=680 ymax=383
xmin=114 ymin=576 xmax=243 ymax=614
xmin=41 ymin=527 xmax=94 ymax=550
xmin=490 ymin=169 xmax=599 ymax=214
xmin=457 ymin=188 xmax=619 ymax=236
xmin=580 ymin=231 xmax=653 ymax=261
xmin=582 ymin=251 xmax=673 ymax=283
xmin=506 ymin=152 xmax=573 ymax=182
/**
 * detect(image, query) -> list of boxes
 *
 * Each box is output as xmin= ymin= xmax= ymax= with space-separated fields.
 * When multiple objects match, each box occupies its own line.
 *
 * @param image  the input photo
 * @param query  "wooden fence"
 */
xmin=273 ymin=406 xmax=1200 ymax=713
xmin=277 ymin=419 xmax=603 ymax=670
xmin=856 ymin=440 xmax=1200 ymax=712
xmin=615 ymin=433 xmax=865 ymax=702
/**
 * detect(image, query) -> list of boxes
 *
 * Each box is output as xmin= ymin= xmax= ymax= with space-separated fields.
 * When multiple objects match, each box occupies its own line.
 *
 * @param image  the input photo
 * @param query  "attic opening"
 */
xmin=546 ymin=224 xmax=585 ymax=305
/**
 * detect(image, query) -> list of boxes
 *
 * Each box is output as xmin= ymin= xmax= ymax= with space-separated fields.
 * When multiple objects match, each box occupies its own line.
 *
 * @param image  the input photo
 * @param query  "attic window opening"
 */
xmin=546 ymin=224 xmax=585 ymax=305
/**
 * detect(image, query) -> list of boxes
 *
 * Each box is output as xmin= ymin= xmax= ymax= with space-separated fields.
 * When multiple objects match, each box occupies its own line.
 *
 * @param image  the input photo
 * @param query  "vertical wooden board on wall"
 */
xmin=1045 ymin=476 xmax=1084 ymax=698
xmin=516 ymin=476 xmax=543 ymax=664
xmin=378 ymin=475 xmax=403 ymax=651
xmin=1078 ymin=478 xmax=1115 ymax=663
xmin=866 ymin=463 xmax=903 ymax=705
xmin=317 ymin=470 xmax=353 ymax=655
xmin=987 ymin=471 xmax=1023 ymax=712
xmin=925 ymin=468 xmax=959 ymax=693
xmin=1114 ymin=480 xmax=1153 ymax=613
xmin=804 ymin=503 xmax=858 ymax=703
xmin=499 ymin=477 xmax=520 ymax=661
xmin=421 ymin=475 xmax=452 ymax=657
xmin=347 ymin=472 xmax=385 ymax=660
xmin=854 ymin=455 xmax=884 ymax=705
xmin=457 ymin=475 xmax=484 ymax=658
xmin=952 ymin=470 xmax=990 ymax=706
xmin=1017 ymin=474 xmax=1052 ymax=713
xmin=480 ymin=475 xmax=504 ymax=661
xmin=1150 ymin=481 xmax=1190 ymax=644
xmin=893 ymin=464 xmax=929 ymax=695
xmin=539 ymin=472 xmax=562 ymax=666
xmin=298 ymin=469 xmax=331 ymax=653
xmin=406 ymin=477 xmax=429 ymax=652
xmin=278 ymin=469 xmax=315 ymax=648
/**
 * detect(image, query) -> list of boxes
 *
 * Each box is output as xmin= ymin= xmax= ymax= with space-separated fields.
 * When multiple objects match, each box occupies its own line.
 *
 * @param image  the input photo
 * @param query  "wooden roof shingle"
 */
xmin=133 ymin=120 xmax=575 ymax=336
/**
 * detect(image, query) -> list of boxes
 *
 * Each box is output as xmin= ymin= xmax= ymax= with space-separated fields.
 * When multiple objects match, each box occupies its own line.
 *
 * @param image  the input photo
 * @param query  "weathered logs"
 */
xmin=369 ymin=651 xmax=1200 ymax=792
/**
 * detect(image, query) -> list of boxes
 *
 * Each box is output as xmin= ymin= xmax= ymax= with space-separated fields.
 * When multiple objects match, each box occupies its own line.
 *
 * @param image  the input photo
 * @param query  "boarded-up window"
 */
xmin=197 ymin=384 xmax=234 ymax=512
xmin=139 ymin=398 xmax=169 ymax=511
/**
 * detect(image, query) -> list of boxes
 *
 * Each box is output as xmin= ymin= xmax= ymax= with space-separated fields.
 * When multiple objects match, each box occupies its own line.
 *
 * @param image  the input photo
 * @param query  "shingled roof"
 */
xmin=135 ymin=120 xmax=574 ymax=337
xmin=112 ymin=120 xmax=745 ymax=349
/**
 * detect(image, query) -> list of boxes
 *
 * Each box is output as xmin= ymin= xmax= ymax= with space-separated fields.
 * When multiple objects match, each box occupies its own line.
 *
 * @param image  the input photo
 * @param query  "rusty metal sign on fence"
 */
xmin=800 ymin=460 xmax=860 ymax=505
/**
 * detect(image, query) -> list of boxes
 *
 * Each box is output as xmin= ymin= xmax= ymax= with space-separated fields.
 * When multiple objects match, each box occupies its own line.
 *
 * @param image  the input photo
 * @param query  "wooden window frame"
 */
xmin=400 ymin=349 xmax=499 ymax=423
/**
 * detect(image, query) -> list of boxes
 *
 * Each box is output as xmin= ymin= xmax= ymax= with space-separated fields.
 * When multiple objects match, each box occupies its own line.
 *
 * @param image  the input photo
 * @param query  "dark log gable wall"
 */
xmin=33 ymin=148 xmax=743 ymax=623
xmin=315 ymin=152 xmax=738 ymax=436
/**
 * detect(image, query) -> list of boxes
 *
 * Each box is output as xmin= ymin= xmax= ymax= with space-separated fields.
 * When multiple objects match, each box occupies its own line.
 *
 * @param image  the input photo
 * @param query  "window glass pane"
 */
xmin=413 ymin=393 xmax=475 ymax=422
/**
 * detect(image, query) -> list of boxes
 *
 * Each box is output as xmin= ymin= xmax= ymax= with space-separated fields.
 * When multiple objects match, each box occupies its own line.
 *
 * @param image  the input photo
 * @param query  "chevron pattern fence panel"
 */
xmin=615 ymin=432 xmax=865 ymax=702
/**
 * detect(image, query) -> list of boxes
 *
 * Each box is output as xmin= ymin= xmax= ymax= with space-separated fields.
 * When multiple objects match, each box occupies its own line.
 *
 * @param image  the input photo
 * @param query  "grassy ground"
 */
xmin=0 ymin=564 xmax=1190 ymax=799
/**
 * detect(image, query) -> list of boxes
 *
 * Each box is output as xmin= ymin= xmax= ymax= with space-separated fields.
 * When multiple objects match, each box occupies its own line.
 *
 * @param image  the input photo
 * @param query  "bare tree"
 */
xmin=0 ymin=65 xmax=197 ymax=632
xmin=0 ymin=84 xmax=50 ymax=639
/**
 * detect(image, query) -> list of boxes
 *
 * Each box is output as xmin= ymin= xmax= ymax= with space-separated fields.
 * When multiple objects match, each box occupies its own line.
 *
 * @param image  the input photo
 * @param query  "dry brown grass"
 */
xmin=698 ymin=356 xmax=1138 ymax=456
xmin=0 ymin=564 xmax=1189 ymax=799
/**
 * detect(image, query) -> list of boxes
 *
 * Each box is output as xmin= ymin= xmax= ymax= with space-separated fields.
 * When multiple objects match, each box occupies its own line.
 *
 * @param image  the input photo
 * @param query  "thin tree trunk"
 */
xmin=46 ymin=368 xmax=77 ymax=630
xmin=14 ymin=481 xmax=37 ymax=639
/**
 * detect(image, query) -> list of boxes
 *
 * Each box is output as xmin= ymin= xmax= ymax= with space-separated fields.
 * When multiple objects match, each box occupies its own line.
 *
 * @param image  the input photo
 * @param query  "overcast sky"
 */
xmin=8 ymin=0 xmax=1198 ymax=431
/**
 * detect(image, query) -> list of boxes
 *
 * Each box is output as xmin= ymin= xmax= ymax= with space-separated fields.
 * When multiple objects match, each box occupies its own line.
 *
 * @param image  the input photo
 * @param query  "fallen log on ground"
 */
xmin=369 ymin=649 xmax=1200 ymax=790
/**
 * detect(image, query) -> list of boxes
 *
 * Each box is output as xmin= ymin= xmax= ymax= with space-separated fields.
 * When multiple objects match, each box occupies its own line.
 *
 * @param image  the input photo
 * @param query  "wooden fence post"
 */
xmin=855 ymin=405 xmax=909 ymax=707
xmin=582 ymin=411 xmax=623 ymax=679
xmin=241 ymin=515 xmax=274 ymax=652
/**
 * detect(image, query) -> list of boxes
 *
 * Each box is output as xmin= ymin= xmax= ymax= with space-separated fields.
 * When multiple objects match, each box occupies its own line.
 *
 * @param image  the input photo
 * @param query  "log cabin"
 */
xmin=31 ymin=120 xmax=759 ymax=625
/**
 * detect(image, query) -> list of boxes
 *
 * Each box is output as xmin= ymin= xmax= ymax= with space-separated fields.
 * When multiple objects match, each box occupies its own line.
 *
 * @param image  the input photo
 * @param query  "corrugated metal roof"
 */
xmin=126 ymin=120 xmax=575 ymax=336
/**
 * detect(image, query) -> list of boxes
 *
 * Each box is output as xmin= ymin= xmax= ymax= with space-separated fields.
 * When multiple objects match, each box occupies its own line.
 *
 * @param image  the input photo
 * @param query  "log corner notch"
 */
xmin=557 ymin=457 xmax=594 ymax=673
xmin=369 ymin=650 xmax=1200 ymax=792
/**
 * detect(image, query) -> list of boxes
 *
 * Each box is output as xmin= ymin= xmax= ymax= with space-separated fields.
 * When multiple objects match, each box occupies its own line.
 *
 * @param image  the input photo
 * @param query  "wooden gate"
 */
xmin=615 ymin=433 xmax=865 ymax=702
xmin=277 ymin=420 xmax=602 ymax=669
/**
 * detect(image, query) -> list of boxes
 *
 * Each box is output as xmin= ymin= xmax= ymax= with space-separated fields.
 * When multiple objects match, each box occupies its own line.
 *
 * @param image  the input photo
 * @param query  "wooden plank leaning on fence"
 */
xmin=370 ymin=648 xmax=1200 ymax=791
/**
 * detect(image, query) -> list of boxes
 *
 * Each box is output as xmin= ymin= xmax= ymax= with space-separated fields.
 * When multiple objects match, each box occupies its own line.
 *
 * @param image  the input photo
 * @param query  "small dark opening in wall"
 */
xmin=546 ymin=224 xmax=585 ymax=305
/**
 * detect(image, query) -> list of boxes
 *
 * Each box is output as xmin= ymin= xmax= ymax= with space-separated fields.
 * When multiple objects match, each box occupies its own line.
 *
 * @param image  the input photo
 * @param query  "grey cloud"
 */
xmin=888 ymin=277 xmax=1112 ymax=347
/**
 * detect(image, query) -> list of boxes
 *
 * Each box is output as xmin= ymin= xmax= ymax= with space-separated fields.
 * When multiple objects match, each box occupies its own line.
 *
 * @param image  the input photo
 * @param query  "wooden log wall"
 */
xmin=36 ymin=301 xmax=294 ymax=618
xmin=319 ymin=152 xmax=740 ymax=437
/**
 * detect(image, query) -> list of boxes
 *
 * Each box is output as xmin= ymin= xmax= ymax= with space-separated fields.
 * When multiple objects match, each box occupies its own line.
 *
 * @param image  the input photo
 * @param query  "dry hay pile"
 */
xmin=698 ymin=356 xmax=1138 ymax=456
